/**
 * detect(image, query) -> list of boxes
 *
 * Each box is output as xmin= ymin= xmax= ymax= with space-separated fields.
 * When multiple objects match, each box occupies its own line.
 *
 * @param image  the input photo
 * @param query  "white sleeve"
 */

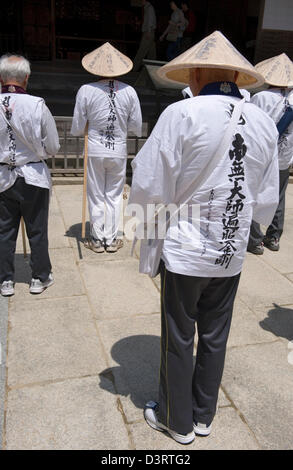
xmin=251 ymin=91 xmax=277 ymax=115
xmin=253 ymin=141 xmax=279 ymax=225
xmin=129 ymin=107 xmax=182 ymax=210
xmin=41 ymin=103 xmax=60 ymax=156
xmin=128 ymin=89 xmax=142 ymax=137
xmin=250 ymin=92 xmax=275 ymax=117
xmin=71 ymin=87 xmax=88 ymax=137
xmin=251 ymin=92 xmax=260 ymax=105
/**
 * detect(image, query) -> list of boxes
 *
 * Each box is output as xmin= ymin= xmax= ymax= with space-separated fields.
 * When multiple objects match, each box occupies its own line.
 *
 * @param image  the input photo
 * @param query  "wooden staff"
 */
xmin=20 ymin=217 xmax=27 ymax=258
xmin=81 ymin=121 xmax=89 ymax=240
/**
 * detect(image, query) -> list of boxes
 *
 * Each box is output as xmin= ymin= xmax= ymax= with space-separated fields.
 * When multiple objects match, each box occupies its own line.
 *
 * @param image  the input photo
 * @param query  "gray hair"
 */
xmin=0 ymin=54 xmax=31 ymax=84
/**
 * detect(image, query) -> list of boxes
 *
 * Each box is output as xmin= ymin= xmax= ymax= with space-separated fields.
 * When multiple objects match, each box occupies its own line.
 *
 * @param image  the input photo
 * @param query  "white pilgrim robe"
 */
xmin=0 ymin=93 xmax=59 ymax=193
xmin=71 ymin=80 xmax=142 ymax=158
xmin=129 ymin=92 xmax=279 ymax=278
xmin=71 ymin=79 xmax=142 ymax=243
xmin=251 ymin=89 xmax=293 ymax=170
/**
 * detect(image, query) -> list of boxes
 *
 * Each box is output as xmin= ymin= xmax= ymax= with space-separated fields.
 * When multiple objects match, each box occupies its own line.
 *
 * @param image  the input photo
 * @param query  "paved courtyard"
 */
xmin=1 ymin=182 xmax=293 ymax=450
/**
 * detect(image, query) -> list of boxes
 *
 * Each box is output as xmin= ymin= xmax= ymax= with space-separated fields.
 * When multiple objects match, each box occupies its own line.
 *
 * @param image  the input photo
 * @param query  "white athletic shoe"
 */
xmin=30 ymin=273 xmax=54 ymax=294
xmin=1 ymin=280 xmax=15 ymax=297
xmin=144 ymin=401 xmax=195 ymax=445
xmin=105 ymin=239 xmax=124 ymax=253
xmin=193 ymin=421 xmax=212 ymax=436
xmin=84 ymin=238 xmax=104 ymax=253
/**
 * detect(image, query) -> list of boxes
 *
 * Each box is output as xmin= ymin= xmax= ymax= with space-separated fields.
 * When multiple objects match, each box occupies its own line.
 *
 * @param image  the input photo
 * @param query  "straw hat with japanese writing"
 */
xmin=82 ymin=42 xmax=133 ymax=77
xmin=157 ymin=30 xmax=264 ymax=89
xmin=255 ymin=53 xmax=293 ymax=87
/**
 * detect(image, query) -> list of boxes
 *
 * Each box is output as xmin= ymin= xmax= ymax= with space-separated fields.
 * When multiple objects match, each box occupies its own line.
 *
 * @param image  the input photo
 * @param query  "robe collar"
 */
xmin=198 ymin=81 xmax=242 ymax=99
xmin=1 ymin=84 xmax=27 ymax=94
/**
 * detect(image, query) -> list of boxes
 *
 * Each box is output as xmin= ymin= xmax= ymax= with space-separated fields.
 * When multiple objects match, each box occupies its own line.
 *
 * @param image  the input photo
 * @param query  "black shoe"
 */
xmin=263 ymin=237 xmax=280 ymax=251
xmin=247 ymin=243 xmax=264 ymax=255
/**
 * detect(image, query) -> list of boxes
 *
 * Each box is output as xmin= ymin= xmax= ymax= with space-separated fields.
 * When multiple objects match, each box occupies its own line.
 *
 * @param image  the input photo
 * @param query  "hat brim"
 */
xmin=82 ymin=59 xmax=133 ymax=77
xmin=254 ymin=53 xmax=293 ymax=88
xmin=81 ymin=42 xmax=133 ymax=77
xmin=157 ymin=63 xmax=264 ymax=90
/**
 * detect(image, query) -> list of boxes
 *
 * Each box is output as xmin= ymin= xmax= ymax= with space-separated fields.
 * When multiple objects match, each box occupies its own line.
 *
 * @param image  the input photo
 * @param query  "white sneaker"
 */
xmin=30 ymin=273 xmax=54 ymax=294
xmin=1 ymin=280 xmax=15 ymax=297
xmin=105 ymin=239 xmax=123 ymax=253
xmin=193 ymin=421 xmax=212 ymax=436
xmin=144 ymin=401 xmax=195 ymax=445
xmin=84 ymin=238 xmax=104 ymax=253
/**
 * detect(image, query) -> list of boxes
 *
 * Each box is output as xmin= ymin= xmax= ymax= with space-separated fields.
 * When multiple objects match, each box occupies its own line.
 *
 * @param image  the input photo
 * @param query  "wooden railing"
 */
xmin=49 ymin=116 xmax=149 ymax=176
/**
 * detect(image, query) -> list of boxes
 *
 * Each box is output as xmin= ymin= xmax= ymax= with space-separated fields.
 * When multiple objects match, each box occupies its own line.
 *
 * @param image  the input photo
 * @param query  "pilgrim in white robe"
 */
xmin=0 ymin=93 xmax=59 ymax=193
xmin=71 ymin=79 xmax=142 ymax=245
xmin=129 ymin=84 xmax=279 ymax=278
xmin=0 ymin=91 xmax=59 ymax=284
xmin=251 ymin=88 xmax=293 ymax=170
xmin=248 ymin=88 xmax=293 ymax=245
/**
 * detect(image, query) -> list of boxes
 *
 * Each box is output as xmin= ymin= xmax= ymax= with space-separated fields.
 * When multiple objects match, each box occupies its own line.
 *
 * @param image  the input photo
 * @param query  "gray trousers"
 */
xmin=248 ymin=168 xmax=290 ymax=247
xmin=133 ymin=32 xmax=156 ymax=72
xmin=0 ymin=177 xmax=51 ymax=283
xmin=158 ymin=261 xmax=241 ymax=434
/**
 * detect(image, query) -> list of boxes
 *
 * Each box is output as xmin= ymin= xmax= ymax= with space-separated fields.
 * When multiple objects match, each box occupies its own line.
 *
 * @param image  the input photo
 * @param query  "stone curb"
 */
xmin=0 ymin=296 xmax=9 ymax=450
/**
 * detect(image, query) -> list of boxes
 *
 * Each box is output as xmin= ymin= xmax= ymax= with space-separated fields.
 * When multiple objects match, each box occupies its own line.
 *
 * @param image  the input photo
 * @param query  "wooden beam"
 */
xmin=50 ymin=0 xmax=56 ymax=60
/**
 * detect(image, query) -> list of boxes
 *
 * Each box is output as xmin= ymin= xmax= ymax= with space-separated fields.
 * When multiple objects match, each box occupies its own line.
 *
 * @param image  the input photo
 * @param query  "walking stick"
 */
xmin=81 ymin=121 xmax=89 ymax=240
xmin=20 ymin=217 xmax=27 ymax=258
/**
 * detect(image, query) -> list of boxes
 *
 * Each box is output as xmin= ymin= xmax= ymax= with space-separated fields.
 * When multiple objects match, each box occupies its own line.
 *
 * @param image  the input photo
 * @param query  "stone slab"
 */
xmin=287 ymin=273 xmax=293 ymax=283
xmin=7 ymin=296 xmax=105 ymax=387
xmin=47 ymin=192 xmax=71 ymax=249
xmin=280 ymin=211 xmax=293 ymax=242
xmin=227 ymin=298 xmax=276 ymax=348
xmin=79 ymin=259 xmax=160 ymax=320
xmin=0 ymin=296 xmax=9 ymax=450
xmin=130 ymin=407 xmax=259 ymax=450
xmin=285 ymin=184 xmax=293 ymax=210
xmin=5 ymin=376 xmax=130 ymax=450
xmin=98 ymin=315 xmax=230 ymax=425
xmin=252 ymin=304 xmax=293 ymax=343
xmin=12 ymin=247 xmax=85 ymax=300
xmin=260 ymin=237 xmax=293 ymax=275
xmin=238 ymin=253 xmax=293 ymax=308
xmin=54 ymin=186 xmax=87 ymax=243
xmin=222 ymin=341 xmax=293 ymax=449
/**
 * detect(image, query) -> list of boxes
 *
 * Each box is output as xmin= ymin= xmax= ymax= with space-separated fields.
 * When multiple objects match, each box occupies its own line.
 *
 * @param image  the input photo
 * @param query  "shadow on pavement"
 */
xmin=65 ymin=222 xmax=90 ymax=242
xmin=13 ymin=254 xmax=32 ymax=285
xmin=259 ymin=303 xmax=293 ymax=341
xmin=99 ymin=335 xmax=161 ymax=410
xmin=65 ymin=222 xmax=90 ymax=259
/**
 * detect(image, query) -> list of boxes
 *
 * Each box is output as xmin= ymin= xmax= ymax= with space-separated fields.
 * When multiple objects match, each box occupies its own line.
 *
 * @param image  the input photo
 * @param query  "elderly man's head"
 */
xmin=189 ymin=67 xmax=239 ymax=96
xmin=0 ymin=54 xmax=31 ymax=89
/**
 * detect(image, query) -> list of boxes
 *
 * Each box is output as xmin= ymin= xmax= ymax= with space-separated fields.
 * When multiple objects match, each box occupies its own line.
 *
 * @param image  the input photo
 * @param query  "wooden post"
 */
xmin=21 ymin=217 xmax=27 ymax=258
xmin=81 ymin=122 xmax=89 ymax=239
xmin=50 ymin=0 xmax=56 ymax=61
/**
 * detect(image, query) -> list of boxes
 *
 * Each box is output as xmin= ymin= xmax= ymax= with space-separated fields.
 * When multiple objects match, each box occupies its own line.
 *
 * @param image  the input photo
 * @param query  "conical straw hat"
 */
xmin=82 ymin=42 xmax=133 ymax=77
xmin=255 ymin=53 xmax=293 ymax=87
xmin=157 ymin=31 xmax=264 ymax=89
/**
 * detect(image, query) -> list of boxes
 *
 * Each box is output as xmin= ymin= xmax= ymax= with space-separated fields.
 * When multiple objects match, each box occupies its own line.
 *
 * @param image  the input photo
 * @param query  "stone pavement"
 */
xmin=1 ymin=182 xmax=293 ymax=450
